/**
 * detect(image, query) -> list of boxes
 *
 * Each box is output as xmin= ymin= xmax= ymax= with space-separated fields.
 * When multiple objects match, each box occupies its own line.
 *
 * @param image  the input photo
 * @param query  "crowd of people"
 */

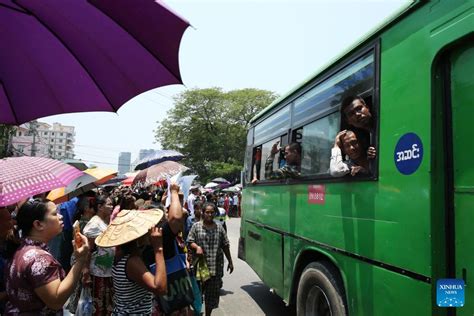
xmin=0 ymin=181 xmax=236 ymax=316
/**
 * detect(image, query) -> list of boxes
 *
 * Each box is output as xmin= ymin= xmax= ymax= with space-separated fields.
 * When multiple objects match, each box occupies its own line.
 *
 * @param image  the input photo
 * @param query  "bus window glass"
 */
xmin=293 ymin=53 xmax=374 ymax=127
xmin=251 ymin=146 xmax=262 ymax=181
xmin=300 ymin=112 xmax=340 ymax=177
xmin=247 ymin=128 xmax=254 ymax=146
xmin=254 ymin=106 xmax=290 ymax=145
xmin=260 ymin=137 xmax=282 ymax=180
xmin=244 ymin=128 xmax=254 ymax=183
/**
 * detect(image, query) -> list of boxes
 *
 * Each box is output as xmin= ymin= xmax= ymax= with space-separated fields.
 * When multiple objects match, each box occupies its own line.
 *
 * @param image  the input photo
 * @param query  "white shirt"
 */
xmin=329 ymin=147 xmax=350 ymax=177
xmin=83 ymin=215 xmax=115 ymax=277
xmin=187 ymin=193 xmax=196 ymax=216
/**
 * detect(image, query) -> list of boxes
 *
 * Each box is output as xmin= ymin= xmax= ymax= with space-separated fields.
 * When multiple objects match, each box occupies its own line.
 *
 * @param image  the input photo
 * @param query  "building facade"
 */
xmin=118 ymin=152 xmax=132 ymax=175
xmin=10 ymin=121 xmax=75 ymax=159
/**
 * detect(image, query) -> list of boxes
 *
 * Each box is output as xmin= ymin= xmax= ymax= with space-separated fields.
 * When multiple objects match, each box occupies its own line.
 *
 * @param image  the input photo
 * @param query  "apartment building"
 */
xmin=11 ymin=121 xmax=75 ymax=159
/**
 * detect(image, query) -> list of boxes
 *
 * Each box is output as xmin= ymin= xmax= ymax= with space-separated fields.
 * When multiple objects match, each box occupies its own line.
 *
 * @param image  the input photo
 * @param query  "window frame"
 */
xmin=248 ymin=40 xmax=380 ymax=186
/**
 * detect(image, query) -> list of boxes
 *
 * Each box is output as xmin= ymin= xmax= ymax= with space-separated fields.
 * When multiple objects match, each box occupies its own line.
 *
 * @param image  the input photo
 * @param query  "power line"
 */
xmin=152 ymin=90 xmax=175 ymax=101
xmin=74 ymin=150 xmax=117 ymax=159
xmin=79 ymin=159 xmax=129 ymax=167
xmin=74 ymin=143 xmax=130 ymax=152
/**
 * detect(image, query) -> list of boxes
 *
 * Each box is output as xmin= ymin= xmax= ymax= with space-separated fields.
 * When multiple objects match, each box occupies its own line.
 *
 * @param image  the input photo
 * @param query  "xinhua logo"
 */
xmin=437 ymin=279 xmax=465 ymax=307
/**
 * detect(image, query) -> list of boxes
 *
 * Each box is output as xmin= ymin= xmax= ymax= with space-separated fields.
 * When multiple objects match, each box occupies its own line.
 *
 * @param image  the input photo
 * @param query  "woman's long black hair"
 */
xmin=5 ymin=201 xmax=49 ymax=258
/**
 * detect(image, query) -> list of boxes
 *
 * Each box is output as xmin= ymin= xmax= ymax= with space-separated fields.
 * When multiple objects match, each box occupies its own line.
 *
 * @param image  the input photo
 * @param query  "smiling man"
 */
xmin=341 ymin=96 xmax=373 ymax=131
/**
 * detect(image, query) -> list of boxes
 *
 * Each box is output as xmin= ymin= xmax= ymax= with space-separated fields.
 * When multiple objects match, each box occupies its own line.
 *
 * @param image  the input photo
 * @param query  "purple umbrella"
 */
xmin=134 ymin=149 xmax=184 ymax=171
xmin=0 ymin=156 xmax=83 ymax=207
xmin=0 ymin=0 xmax=190 ymax=125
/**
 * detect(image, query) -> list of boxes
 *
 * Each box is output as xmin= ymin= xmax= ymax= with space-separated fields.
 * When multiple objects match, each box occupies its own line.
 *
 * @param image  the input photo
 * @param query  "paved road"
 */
xmin=212 ymin=218 xmax=295 ymax=316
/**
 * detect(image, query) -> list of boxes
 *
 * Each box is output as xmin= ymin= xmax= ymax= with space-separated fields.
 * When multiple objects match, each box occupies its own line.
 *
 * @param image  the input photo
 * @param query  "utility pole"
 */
xmin=28 ymin=120 xmax=38 ymax=157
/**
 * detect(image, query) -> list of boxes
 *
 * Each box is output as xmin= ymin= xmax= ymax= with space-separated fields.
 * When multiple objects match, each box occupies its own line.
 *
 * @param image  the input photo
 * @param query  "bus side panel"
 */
xmin=285 ymin=239 xmax=431 ymax=316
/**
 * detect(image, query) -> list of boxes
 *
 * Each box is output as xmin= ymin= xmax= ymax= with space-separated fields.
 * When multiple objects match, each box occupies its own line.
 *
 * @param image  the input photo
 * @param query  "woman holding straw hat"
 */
xmin=95 ymin=205 xmax=167 ymax=315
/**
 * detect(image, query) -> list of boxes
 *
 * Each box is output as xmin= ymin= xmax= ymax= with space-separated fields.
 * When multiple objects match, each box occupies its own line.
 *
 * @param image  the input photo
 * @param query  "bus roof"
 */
xmin=250 ymin=0 xmax=418 ymax=125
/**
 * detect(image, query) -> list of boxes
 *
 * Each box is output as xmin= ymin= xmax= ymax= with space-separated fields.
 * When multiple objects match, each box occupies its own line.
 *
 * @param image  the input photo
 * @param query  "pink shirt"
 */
xmin=6 ymin=238 xmax=65 ymax=315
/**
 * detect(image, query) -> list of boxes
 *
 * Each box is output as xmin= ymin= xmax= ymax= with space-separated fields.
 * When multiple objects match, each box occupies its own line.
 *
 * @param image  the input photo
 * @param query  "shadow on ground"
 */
xmin=241 ymin=281 xmax=296 ymax=316
xmin=220 ymin=289 xmax=234 ymax=296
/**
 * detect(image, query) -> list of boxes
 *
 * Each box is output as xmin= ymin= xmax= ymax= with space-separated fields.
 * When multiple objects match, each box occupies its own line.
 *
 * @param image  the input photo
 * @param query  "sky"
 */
xmin=41 ymin=0 xmax=410 ymax=170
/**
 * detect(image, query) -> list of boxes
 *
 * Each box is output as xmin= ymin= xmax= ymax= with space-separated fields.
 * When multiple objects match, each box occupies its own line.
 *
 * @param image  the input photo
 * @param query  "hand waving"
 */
xmin=149 ymin=226 xmax=163 ymax=250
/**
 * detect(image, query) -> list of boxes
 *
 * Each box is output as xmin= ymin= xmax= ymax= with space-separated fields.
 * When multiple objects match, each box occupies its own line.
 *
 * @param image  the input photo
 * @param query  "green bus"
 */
xmin=238 ymin=1 xmax=474 ymax=315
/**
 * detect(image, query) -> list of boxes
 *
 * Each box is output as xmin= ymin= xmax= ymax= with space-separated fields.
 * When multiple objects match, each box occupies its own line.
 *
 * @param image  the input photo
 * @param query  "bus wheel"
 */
xmin=296 ymin=262 xmax=346 ymax=316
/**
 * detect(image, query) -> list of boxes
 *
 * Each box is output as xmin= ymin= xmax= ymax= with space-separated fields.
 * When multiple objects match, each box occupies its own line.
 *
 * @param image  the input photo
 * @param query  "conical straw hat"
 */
xmin=95 ymin=209 xmax=164 ymax=247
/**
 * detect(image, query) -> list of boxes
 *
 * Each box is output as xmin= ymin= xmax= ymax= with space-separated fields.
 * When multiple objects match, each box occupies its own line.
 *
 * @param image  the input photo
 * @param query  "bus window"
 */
xmin=257 ymin=135 xmax=301 ymax=181
xmin=260 ymin=138 xmax=281 ymax=180
xmin=292 ymin=53 xmax=374 ymax=128
xmin=254 ymin=105 xmax=290 ymax=145
xmin=299 ymin=112 xmax=340 ymax=177
xmin=244 ymin=128 xmax=254 ymax=183
xmin=252 ymin=146 xmax=262 ymax=181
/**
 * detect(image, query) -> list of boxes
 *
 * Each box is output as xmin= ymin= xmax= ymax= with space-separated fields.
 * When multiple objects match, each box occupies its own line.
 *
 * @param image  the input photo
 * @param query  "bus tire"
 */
xmin=296 ymin=262 xmax=347 ymax=316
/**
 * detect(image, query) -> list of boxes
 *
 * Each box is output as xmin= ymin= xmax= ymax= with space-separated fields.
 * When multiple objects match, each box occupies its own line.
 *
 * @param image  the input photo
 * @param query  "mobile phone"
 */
xmin=73 ymin=220 xmax=82 ymax=248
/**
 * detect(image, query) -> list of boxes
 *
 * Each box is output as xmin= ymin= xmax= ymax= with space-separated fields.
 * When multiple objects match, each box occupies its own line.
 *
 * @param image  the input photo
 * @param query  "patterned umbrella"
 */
xmin=133 ymin=161 xmax=188 ymax=187
xmin=134 ymin=150 xmax=184 ymax=171
xmin=84 ymin=168 xmax=117 ymax=184
xmin=0 ymin=157 xmax=83 ymax=207
xmin=46 ymin=173 xmax=98 ymax=204
xmin=47 ymin=168 xmax=118 ymax=203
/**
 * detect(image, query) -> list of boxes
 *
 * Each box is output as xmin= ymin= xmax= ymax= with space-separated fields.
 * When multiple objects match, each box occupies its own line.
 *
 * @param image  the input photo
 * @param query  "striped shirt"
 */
xmin=112 ymin=254 xmax=154 ymax=315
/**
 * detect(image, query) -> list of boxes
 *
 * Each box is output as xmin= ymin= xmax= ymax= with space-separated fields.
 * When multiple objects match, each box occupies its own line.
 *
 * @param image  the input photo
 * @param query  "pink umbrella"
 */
xmin=0 ymin=157 xmax=83 ymax=207
xmin=133 ymin=161 xmax=188 ymax=187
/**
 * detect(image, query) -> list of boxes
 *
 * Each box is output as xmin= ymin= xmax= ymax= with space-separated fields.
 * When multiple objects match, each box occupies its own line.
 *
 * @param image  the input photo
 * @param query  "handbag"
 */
xmin=75 ymin=286 xmax=93 ymax=316
xmin=152 ymin=239 xmax=194 ymax=314
xmin=194 ymin=256 xmax=210 ymax=282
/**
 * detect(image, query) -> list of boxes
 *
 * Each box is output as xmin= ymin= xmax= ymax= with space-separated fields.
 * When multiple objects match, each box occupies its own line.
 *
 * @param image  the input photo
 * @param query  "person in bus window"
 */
xmin=341 ymin=96 xmax=376 ymax=159
xmin=253 ymin=147 xmax=262 ymax=179
xmin=264 ymin=141 xmax=301 ymax=180
xmin=330 ymin=130 xmax=369 ymax=177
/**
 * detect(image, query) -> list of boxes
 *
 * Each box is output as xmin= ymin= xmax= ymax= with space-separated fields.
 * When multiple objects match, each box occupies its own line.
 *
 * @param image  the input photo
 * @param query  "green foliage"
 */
xmin=155 ymin=88 xmax=278 ymax=182
xmin=0 ymin=124 xmax=14 ymax=158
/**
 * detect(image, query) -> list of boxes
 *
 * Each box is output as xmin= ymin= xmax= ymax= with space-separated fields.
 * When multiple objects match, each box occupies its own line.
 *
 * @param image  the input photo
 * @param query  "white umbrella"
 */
xmin=222 ymin=186 xmax=240 ymax=193
xmin=204 ymin=182 xmax=219 ymax=189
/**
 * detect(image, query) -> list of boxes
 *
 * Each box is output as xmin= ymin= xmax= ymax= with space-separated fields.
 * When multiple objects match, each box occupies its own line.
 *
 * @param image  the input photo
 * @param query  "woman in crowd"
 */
xmin=96 ymin=209 xmax=167 ymax=315
xmin=188 ymin=202 xmax=234 ymax=316
xmin=0 ymin=205 xmax=15 ymax=313
xmin=154 ymin=183 xmax=191 ymax=315
xmin=66 ymin=194 xmax=97 ymax=313
xmin=4 ymin=201 xmax=89 ymax=314
xmin=83 ymin=195 xmax=115 ymax=315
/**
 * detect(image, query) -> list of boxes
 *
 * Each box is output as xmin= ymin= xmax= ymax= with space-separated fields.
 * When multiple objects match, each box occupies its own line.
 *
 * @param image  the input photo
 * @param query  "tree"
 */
xmin=0 ymin=124 xmax=14 ymax=158
xmin=155 ymin=88 xmax=278 ymax=182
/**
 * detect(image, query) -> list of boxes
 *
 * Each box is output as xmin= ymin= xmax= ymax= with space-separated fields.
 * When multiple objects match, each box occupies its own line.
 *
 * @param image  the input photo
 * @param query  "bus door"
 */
xmin=448 ymin=40 xmax=474 ymax=315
